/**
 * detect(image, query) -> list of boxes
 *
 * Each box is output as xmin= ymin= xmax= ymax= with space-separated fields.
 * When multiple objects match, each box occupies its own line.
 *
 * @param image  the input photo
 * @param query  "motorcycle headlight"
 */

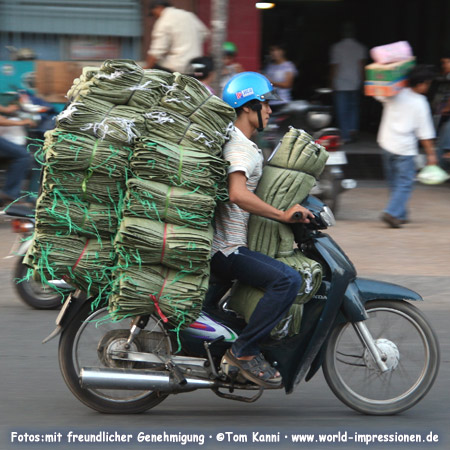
xmin=320 ymin=206 xmax=336 ymax=227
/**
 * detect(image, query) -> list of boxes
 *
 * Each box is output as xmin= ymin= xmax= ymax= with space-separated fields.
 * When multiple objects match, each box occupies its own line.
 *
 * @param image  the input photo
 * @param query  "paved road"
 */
xmin=0 ymin=181 xmax=449 ymax=450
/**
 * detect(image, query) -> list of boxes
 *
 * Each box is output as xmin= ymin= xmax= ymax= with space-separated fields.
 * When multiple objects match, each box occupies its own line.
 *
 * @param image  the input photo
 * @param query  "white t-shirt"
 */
xmin=148 ymin=7 xmax=209 ymax=73
xmin=330 ymin=38 xmax=366 ymax=91
xmin=377 ymin=88 xmax=436 ymax=156
xmin=212 ymin=127 xmax=264 ymax=256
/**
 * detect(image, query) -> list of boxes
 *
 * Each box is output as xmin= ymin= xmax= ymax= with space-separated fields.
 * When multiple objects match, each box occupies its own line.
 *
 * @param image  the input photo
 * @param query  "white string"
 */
xmin=56 ymin=103 xmax=82 ymax=122
xmin=144 ymin=111 xmax=175 ymax=125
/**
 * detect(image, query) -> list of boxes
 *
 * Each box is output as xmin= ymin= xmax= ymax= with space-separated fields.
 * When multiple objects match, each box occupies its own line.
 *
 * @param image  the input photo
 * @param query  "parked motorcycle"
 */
xmin=260 ymin=89 xmax=356 ymax=213
xmin=47 ymin=195 xmax=439 ymax=415
xmin=2 ymin=204 xmax=72 ymax=309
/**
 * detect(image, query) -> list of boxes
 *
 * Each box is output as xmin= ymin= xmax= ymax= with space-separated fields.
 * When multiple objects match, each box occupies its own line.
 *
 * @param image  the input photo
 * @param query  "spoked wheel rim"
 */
xmin=333 ymin=307 xmax=430 ymax=404
xmin=72 ymin=307 xmax=171 ymax=404
xmin=323 ymin=300 xmax=439 ymax=414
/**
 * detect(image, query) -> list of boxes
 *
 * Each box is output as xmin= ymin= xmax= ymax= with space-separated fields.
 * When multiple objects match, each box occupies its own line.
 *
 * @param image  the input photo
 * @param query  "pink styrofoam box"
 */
xmin=370 ymin=41 xmax=413 ymax=64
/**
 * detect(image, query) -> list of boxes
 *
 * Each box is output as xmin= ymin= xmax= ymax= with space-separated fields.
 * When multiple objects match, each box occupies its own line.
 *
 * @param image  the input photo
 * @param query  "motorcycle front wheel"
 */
xmin=323 ymin=300 xmax=440 ymax=415
xmin=59 ymin=303 xmax=170 ymax=414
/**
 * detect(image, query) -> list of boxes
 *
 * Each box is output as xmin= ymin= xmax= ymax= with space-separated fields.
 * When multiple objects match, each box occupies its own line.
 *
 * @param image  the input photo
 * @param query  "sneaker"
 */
xmin=381 ymin=212 xmax=402 ymax=228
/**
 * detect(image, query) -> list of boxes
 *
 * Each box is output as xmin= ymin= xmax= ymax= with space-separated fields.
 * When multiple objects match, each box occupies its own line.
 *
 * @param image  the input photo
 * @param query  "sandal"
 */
xmin=223 ymin=349 xmax=282 ymax=388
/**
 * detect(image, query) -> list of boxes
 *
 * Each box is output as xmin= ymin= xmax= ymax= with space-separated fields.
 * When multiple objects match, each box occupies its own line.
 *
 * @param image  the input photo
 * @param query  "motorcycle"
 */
xmin=46 ymin=195 xmax=440 ymax=415
xmin=1 ymin=204 xmax=72 ymax=309
xmin=260 ymin=89 xmax=357 ymax=213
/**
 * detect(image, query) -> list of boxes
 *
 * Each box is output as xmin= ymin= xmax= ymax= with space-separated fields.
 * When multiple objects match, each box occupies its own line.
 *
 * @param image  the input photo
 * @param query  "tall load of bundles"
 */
xmin=228 ymin=128 xmax=329 ymax=339
xmin=24 ymin=59 xmax=236 ymax=331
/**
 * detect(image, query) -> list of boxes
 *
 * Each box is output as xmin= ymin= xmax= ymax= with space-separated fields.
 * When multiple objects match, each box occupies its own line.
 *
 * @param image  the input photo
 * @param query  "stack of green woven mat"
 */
xmin=131 ymin=138 xmax=229 ymax=201
xmin=23 ymin=234 xmax=116 ymax=298
xmin=123 ymin=178 xmax=216 ymax=230
xmin=230 ymin=128 xmax=329 ymax=338
xmin=144 ymin=107 xmax=230 ymax=156
xmin=160 ymin=72 xmax=235 ymax=135
xmin=25 ymin=59 xmax=233 ymax=330
xmin=24 ymin=61 xmax=151 ymax=301
xmin=109 ymin=264 xmax=209 ymax=330
xmin=67 ymin=60 xmax=174 ymax=109
xmin=114 ymin=218 xmax=213 ymax=274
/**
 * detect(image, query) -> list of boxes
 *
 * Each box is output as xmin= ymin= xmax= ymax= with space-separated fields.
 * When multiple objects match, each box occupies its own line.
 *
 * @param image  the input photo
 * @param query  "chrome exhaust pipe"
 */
xmin=80 ymin=367 xmax=215 ymax=391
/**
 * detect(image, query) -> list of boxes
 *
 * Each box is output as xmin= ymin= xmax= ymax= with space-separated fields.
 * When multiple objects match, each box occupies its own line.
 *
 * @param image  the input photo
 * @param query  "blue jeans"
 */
xmin=382 ymin=150 xmax=416 ymax=221
xmin=210 ymin=247 xmax=302 ymax=357
xmin=0 ymin=136 xmax=32 ymax=199
xmin=333 ymin=90 xmax=360 ymax=142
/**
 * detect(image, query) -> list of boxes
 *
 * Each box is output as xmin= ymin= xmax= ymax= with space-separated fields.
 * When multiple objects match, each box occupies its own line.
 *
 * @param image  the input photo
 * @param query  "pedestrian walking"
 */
xmin=145 ymin=1 xmax=209 ymax=73
xmin=377 ymin=65 xmax=438 ymax=228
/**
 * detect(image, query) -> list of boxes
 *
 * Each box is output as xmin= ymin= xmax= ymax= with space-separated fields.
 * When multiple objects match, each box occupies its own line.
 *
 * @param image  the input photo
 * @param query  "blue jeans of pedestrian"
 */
xmin=0 ymin=136 xmax=31 ymax=199
xmin=333 ymin=90 xmax=360 ymax=142
xmin=210 ymin=247 xmax=302 ymax=357
xmin=382 ymin=150 xmax=416 ymax=221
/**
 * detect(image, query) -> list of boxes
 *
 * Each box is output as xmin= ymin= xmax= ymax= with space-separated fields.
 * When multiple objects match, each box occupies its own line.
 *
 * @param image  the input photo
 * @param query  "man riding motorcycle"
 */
xmin=211 ymin=72 xmax=313 ymax=388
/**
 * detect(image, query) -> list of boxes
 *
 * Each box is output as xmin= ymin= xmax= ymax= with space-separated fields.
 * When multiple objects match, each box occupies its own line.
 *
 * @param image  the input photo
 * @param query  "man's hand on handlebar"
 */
xmin=281 ymin=204 xmax=314 ymax=224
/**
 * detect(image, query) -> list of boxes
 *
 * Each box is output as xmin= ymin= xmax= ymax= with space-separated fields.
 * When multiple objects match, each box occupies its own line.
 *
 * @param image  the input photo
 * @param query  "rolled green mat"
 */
xmin=124 ymin=178 xmax=216 ymax=230
xmin=143 ymin=107 xmax=227 ymax=156
xmin=24 ymin=233 xmax=116 ymax=297
xmin=55 ymin=96 xmax=145 ymax=144
xmin=228 ymin=250 xmax=322 ymax=338
xmin=43 ymin=129 xmax=132 ymax=179
xmin=109 ymin=263 xmax=209 ymax=327
xmin=41 ymin=167 xmax=126 ymax=204
xmin=114 ymin=217 xmax=213 ymax=274
xmin=255 ymin=166 xmax=316 ymax=210
xmin=35 ymin=191 xmax=121 ymax=238
xmin=131 ymin=138 xmax=229 ymax=201
xmin=269 ymin=127 xmax=329 ymax=178
xmin=248 ymin=216 xmax=295 ymax=258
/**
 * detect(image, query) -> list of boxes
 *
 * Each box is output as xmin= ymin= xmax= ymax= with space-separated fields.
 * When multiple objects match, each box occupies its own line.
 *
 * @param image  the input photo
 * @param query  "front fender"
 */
xmin=354 ymin=277 xmax=423 ymax=303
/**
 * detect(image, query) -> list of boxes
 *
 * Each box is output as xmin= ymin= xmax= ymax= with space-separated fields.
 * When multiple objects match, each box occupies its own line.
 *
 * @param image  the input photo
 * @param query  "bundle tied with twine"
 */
xmin=144 ymin=107 xmax=231 ymax=156
xmin=160 ymin=72 xmax=236 ymax=135
xmin=67 ymin=59 xmax=174 ymax=109
xmin=35 ymin=191 xmax=120 ymax=239
xmin=43 ymin=128 xmax=132 ymax=179
xmin=109 ymin=263 xmax=209 ymax=329
xmin=114 ymin=218 xmax=213 ymax=275
xmin=123 ymin=178 xmax=216 ymax=230
xmin=131 ymin=138 xmax=229 ymax=201
xmin=233 ymin=128 xmax=328 ymax=336
xmin=228 ymin=250 xmax=322 ymax=339
xmin=56 ymin=96 xmax=146 ymax=144
xmin=23 ymin=234 xmax=115 ymax=299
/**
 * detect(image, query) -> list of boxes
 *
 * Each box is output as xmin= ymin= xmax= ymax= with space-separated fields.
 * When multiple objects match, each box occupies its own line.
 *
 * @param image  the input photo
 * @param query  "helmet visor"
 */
xmin=261 ymin=89 xmax=282 ymax=102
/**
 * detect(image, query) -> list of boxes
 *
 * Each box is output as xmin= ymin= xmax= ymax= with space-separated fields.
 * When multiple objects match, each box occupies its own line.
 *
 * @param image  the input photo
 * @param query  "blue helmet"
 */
xmin=222 ymin=71 xmax=280 ymax=108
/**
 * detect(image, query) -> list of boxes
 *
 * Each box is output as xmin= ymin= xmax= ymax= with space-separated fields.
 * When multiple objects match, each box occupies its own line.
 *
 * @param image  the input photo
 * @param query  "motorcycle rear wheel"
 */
xmin=14 ymin=257 xmax=65 ymax=309
xmin=323 ymin=300 xmax=439 ymax=415
xmin=59 ymin=303 xmax=170 ymax=414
